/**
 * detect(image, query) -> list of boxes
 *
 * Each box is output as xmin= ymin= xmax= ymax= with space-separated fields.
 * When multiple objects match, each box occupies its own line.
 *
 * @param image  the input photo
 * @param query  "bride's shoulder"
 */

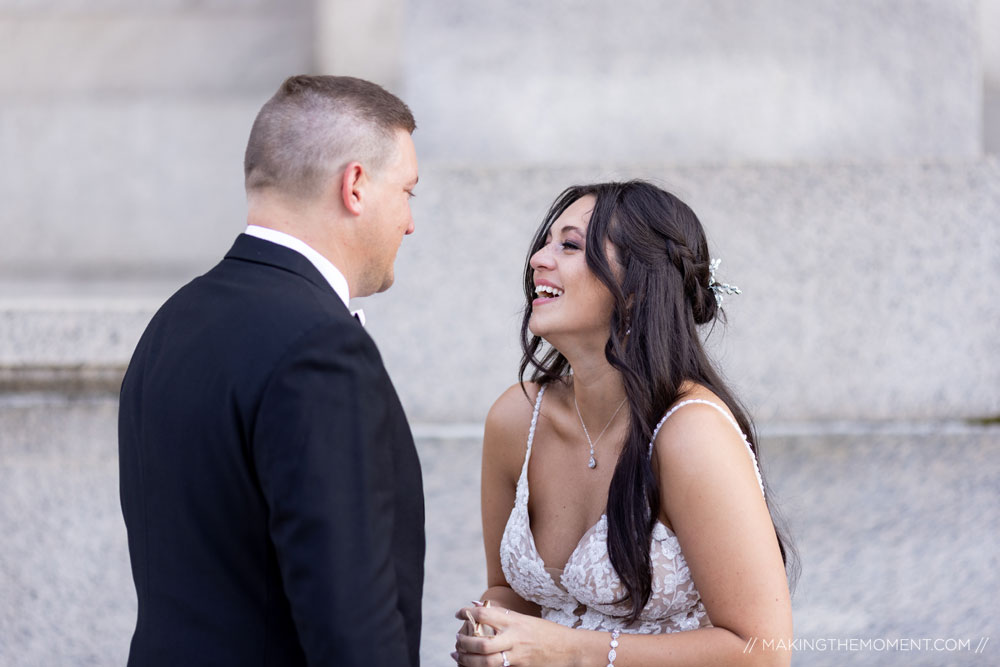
xmin=676 ymin=382 xmax=734 ymax=416
xmin=655 ymin=384 xmax=739 ymax=436
xmin=486 ymin=382 xmax=542 ymax=437
xmin=482 ymin=383 xmax=541 ymax=472
xmin=651 ymin=383 xmax=754 ymax=488
xmin=486 ymin=379 xmax=573 ymax=430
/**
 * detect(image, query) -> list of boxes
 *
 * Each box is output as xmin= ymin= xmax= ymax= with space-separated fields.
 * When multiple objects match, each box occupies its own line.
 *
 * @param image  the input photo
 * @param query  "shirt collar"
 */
xmin=244 ymin=225 xmax=365 ymax=325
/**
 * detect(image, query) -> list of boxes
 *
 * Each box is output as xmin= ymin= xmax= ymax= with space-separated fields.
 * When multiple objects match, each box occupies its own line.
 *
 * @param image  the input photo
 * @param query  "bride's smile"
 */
xmin=527 ymin=195 xmax=616 ymax=346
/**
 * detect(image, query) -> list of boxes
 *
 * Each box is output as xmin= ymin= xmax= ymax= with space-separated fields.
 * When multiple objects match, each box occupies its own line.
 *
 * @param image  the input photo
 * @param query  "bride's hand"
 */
xmin=455 ymin=600 xmax=493 ymax=640
xmin=451 ymin=605 xmax=573 ymax=666
xmin=451 ymin=604 xmax=481 ymax=664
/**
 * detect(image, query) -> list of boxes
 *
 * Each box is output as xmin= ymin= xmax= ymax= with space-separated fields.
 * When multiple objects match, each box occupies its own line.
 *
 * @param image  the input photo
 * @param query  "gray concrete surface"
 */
xmin=0 ymin=1 xmax=992 ymax=279
xmin=2 ymin=1 xmax=998 ymax=665
xmin=0 ymin=13 xmax=309 ymax=96
xmin=0 ymin=98 xmax=258 ymax=279
xmin=0 ymin=0 xmax=312 ymax=279
xmin=1 ymin=394 xmax=997 ymax=666
xmin=2 ymin=0 xmax=996 ymax=425
xmin=4 ymin=160 xmax=997 ymax=422
xmin=402 ymin=0 xmax=981 ymax=164
xmin=983 ymin=0 xmax=1000 ymax=154
xmin=315 ymin=0 xmax=405 ymax=92
xmin=372 ymin=160 xmax=1000 ymax=424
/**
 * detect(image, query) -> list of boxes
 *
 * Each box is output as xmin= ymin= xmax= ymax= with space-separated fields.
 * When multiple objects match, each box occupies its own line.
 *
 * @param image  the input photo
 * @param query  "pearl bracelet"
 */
xmin=606 ymin=628 xmax=621 ymax=666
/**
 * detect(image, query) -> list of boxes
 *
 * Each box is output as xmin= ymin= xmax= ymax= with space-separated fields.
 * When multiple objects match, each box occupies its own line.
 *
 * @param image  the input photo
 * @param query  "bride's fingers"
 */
xmin=455 ymin=632 xmax=511 ymax=657
xmin=455 ymin=607 xmax=490 ymax=637
xmin=466 ymin=605 xmax=514 ymax=634
xmin=455 ymin=618 xmax=475 ymax=636
xmin=454 ymin=654 xmax=508 ymax=667
xmin=454 ymin=606 xmax=479 ymax=621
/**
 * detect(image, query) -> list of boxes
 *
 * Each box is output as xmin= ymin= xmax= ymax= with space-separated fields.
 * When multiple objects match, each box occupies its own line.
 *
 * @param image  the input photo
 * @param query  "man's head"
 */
xmin=244 ymin=75 xmax=419 ymax=297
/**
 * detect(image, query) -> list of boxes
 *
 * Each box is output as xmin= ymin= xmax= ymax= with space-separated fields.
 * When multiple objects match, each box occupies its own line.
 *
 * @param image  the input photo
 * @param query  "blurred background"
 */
xmin=1 ymin=1 xmax=998 ymax=665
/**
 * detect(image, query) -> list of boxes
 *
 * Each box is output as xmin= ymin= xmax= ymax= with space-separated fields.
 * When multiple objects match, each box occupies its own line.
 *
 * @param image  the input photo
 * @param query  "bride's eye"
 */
xmin=561 ymin=241 xmax=581 ymax=251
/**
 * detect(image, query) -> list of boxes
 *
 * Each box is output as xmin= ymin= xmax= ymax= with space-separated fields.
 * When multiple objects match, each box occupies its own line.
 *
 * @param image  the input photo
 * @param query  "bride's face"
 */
xmin=528 ymin=195 xmax=616 ymax=344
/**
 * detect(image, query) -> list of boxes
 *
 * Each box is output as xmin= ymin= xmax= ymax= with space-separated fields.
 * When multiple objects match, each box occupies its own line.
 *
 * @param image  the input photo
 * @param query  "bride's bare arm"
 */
xmin=478 ymin=383 xmax=541 ymax=617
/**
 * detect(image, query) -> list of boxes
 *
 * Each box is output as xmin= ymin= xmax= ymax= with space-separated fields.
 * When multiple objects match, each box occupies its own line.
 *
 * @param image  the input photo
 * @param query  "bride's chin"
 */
xmin=527 ymin=318 xmax=543 ymax=339
xmin=529 ymin=329 xmax=562 ymax=351
xmin=528 ymin=321 xmax=555 ymax=341
xmin=529 ymin=318 xmax=574 ymax=350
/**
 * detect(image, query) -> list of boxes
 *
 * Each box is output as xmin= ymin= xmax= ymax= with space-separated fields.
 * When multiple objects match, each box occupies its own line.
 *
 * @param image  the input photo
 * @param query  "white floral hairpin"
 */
xmin=708 ymin=258 xmax=741 ymax=306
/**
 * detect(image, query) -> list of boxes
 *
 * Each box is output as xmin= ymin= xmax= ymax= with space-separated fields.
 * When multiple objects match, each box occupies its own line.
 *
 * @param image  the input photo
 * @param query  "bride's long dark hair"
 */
xmin=519 ymin=180 xmax=796 ymax=622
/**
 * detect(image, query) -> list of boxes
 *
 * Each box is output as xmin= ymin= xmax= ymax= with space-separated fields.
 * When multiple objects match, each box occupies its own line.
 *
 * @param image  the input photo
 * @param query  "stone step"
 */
xmin=3 ymin=159 xmax=998 ymax=422
xmin=1 ymin=394 xmax=996 ymax=666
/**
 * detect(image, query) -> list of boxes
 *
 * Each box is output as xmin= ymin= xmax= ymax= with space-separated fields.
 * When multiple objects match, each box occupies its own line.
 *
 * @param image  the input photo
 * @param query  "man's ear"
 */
xmin=340 ymin=162 xmax=365 ymax=215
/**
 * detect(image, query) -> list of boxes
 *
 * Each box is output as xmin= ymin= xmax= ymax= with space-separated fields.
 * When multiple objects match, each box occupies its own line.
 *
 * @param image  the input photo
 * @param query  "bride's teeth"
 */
xmin=535 ymin=285 xmax=563 ymax=297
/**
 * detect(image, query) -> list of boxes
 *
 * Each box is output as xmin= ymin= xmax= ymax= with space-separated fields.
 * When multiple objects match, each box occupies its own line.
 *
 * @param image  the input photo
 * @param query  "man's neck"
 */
xmin=246 ymin=197 xmax=356 ymax=292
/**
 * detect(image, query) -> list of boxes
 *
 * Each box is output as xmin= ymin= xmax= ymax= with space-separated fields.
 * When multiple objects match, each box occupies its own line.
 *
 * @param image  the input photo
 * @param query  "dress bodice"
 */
xmin=499 ymin=386 xmax=765 ymax=634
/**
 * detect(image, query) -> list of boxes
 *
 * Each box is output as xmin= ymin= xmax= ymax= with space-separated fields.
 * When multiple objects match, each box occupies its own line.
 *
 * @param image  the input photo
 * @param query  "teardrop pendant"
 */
xmin=574 ymin=393 xmax=627 ymax=472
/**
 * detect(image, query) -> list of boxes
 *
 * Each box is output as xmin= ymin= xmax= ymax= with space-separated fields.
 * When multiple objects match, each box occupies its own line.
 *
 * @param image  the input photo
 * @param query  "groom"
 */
xmin=118 ymin=75 xmax=424 ymax=666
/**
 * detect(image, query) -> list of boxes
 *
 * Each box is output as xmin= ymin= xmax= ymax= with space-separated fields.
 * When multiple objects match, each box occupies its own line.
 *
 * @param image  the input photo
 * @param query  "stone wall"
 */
xmin=1 ymin=1 xmax=999 ymax=665
xmin=0 ymin=0 xmax=312 ymax=279
xmin=2 ymin=396 xmax=997 ymax=665
xmin=402 ymin=0 xmax=982 ymax=164
xmin=1 ymin=0 xmax=996 ymax=422
xmin=983 ymin=0 xmax=1000 ymax=151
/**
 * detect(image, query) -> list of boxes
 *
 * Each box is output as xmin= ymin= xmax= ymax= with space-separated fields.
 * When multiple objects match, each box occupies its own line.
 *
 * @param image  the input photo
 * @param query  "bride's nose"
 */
xmin=530 ymin=244 xmax=555 ymax=271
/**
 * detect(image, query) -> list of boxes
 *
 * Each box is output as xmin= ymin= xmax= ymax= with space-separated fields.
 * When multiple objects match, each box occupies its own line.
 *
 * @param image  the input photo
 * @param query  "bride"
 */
xmin=453 ymin=181 xmax=795 ymax=666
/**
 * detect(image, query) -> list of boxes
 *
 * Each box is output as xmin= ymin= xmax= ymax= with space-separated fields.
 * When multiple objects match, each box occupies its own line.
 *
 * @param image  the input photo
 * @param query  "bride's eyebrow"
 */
xmin=543 ymin=224 xmax=585 ymax=242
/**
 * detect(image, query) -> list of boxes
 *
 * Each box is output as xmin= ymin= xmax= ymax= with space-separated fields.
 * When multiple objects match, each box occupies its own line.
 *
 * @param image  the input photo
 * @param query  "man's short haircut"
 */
xmin=244 ymin=75 xmax=416 ymax=200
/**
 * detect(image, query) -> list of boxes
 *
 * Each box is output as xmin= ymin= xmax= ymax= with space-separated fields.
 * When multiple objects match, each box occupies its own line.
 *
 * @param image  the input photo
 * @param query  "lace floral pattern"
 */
xmin=500 ymin=389 xmax=763 ymax=634
xmin=500 ymin=387 xmax=576 ymax=614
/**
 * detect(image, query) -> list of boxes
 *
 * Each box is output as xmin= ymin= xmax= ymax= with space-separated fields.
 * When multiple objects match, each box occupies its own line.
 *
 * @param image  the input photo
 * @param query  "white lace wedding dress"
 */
xmin=500 ymin=386 xmax=764 ymax=635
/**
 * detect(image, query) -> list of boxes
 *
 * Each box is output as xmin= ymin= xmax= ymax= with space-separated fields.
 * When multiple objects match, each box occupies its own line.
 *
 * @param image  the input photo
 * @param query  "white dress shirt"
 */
xmin=244 ymin=225 xmax=365 ymax=325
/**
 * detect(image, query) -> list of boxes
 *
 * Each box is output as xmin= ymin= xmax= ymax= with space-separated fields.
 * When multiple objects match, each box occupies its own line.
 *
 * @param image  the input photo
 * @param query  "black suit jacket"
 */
xmin=119 ymin=234 xmax=424 ymax=666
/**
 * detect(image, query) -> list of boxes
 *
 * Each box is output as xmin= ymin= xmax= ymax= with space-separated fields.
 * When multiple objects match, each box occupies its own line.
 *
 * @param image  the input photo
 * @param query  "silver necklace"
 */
xmin=573 ymin=394 xmax=627 ymax=469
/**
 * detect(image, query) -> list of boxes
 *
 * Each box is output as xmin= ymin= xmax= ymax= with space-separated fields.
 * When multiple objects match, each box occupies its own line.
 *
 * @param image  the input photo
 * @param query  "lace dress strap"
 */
xmin=648 ymin=399 xmax=765 ymax=497
xmin=513 ymin=385 xmax=546 ymax=509
xmin=527 ymin=385 xmax=546 ymax=453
